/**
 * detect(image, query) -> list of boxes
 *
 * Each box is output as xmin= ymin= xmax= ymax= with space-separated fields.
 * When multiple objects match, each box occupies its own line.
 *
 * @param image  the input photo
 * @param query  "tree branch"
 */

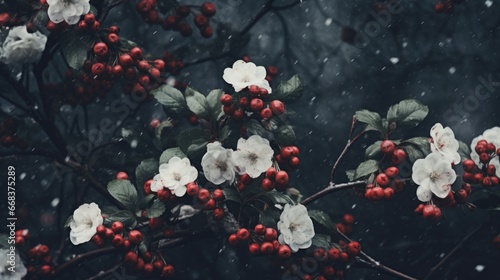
xmin=300 ymin=180 xmax=366 ymax=205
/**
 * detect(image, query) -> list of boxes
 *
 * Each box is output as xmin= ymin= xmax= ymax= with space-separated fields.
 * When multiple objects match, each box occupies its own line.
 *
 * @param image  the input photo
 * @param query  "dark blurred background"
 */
xmin=1 ymin=0 xmax=500 ymax=279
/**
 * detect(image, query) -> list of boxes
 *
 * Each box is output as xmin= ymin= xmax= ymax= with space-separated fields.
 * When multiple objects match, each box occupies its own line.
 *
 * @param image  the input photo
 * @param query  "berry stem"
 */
xmin=300 ymin=180 xmax=366 ymax=205
xmin=53 ymin=247 xmax=120 ymax=277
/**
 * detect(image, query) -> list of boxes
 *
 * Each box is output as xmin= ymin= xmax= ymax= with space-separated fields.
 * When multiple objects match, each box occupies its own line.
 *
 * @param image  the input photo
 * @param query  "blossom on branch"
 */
xmin=0 ymin=26 xmax=47 ymax=65
xmin=470 ymin=126 xmax=500 ymax=170
xmin=232 ymin=135 xmax=274 ymax=178
xmin=222 ymin=60 xmax=272 ymax=93
xmin=412 ymin=153 xmax=457 ymax=202
xmin=151 ymin=157 xmax=198 ymax=197
xmin=277 ymin=204 xmax=315 ymax=252
xmin=69 ymin=202 xmax=103 ymax=245
xmin=430 ymin=123 xmax=461 ymax=165
xmin=47 ymin=0 xmax=90 ymax=25
xmin=201 ymin=141 xmax=237 ymax=185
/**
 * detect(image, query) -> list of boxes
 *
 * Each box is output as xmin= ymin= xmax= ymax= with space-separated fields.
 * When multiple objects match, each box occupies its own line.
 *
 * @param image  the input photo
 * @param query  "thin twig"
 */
xmin=86 ymin=262 xmax=122 ymax=280
xmin=300 ymin=180 xmax=366 ymax=205
xmin=53 ymin=247 xmax=120 ymax=276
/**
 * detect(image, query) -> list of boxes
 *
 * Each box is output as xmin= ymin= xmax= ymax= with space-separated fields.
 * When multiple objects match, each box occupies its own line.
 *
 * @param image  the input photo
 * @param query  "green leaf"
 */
xmin=312 ymin=234 xmax=332 ymax=249
xmin=107 ymin=180 xmax=138 ymax=211
xmin=274 ymin=75 xmax=303 ymax=103
xmin=185 ymin=87 xmax=210 ymax=119
xmin=458 ymin=140 xmax=470 ymax=161
xmin=159 ymin=147 xmax=186 ymax=164
xmin=356 ymin=110 xmax=383 ymax=132
xmin=246 ymin=119 xmax=268 ymax=138
xmin=387 ymin=99 xmax=429 ymax=130
xmin=177 ymin=128 xmax=210 ymax=154
xmin=187 ymin=139 xmax=209 ymax=158
xmin=353 ymin=160 xmax=379 ymax=180
xmin=150 ymin=85 xmax=187 ymax=114
xmin=64 ymin=215 xmax=73 ymax=228
xmin=206 ymin=89 xmax=224 ymax=119
xmin=403 ymin=137 xmax=431 ymax=153
xmin=135 ymin=158 xmax=158 ymax=190
xmin=274 ymin=125 xmax=296 ymax=146
xmin=402 ymin=145 xmax=425 ymax=163
xmin=365 ymin=141 xmax=382 ymax=159
xmin=259 ymin=208 xmax=281 ymax=227
xmin=138 ymin=194 xmax=156 ymax=209
xmin=308 ymin=209 xmax=335 ymax=230
xmin=155 ymin=119 xmax=174 ymax=140
xmin=32 ymin=10 xmax=48 ymax=30
xmin=103 ymin=210 xmax=137 ymax=228
xmin=145 ymin=199 xmax=166 ymax=218
xmin=119 ymin=38 xmax=137 ymax=49
xmin=223 ymin=188 xmax=241 ymax=203
xmin=346 ymin=170 xmax=355 ymax=181
xmin=60 ymin=32 xmax=92 ymax=70
xmin=263 ymin=191 xmax=295 ymax=205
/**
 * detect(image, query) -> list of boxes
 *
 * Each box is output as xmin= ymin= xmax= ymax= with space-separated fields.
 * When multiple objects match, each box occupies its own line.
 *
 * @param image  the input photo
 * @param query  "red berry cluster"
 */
xmin=434 ymin=0 xmax=464 ymax=14
xmin=135 ymin=0 xmax=216 ymax=38
xmin=220 ymin=90 xmax=285 ymax=121
xmin=336 ymin=214 xmax=355 ymax=235
xmin=123 ymin=250 xmax=175 ymax=278
xmin=228 ymin=224 xmax=292 ymax=258
xmin=92 ymin=222 xmax=140 ymax=248
xmin=196 ymin=187 xmax=225 ymax=219
xmin=261 ymin=167 xmax=289 ymax=191
xmin=275 ymin=145 xmax=300 ymax=171
xmin=0 ymin=118 xmax=27 ymax=149
xmin=414 ymin=182 xmax=473 ymax=221
xmin=14 ymin=229 xmax=29 ymax=246
xmin=161 ymin=51 xmax=185 ymax=76
xmin=462 ymin=140 xmax=500 ymax=187
xmin=414 ymin=204 xmax=441 ymax=221
xmin=25 ymin=243 xmax=53 ymax=277
xmin=362 ymin=140 xmax=407 ymax=201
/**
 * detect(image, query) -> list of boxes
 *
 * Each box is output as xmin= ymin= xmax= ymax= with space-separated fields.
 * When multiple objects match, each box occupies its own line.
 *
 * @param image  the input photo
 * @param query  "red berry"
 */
xmin=264 ymin=228 xmax=277 ymax=241
xmin=186 ymin=182 xmax=199 ymax=196
xmin=204 ymin=198 xmax=216 ymax=210
xmin=249 ymin=243 xmax=260 ymax=255
xmin=212 ymin=189 xmax=224 ymax=201
xmin=237 ymin=228 xmax=250 ymax=241
xmin=96 ymin=225 xmax=106 ymax=236
xmin=93 ymin=42 xmax=108 ymax=57
xmin=143 ymin=179 xmax=153 ymax=195
xmin=248 ymin=85 xmax=260 ymax=95
xmin=198 ymin=188 xmax=210 ymax=202
xmin=84 ymin=13 xmax=95 ymax=24
xmin=250 ymin=98 xmax=264 ymax=111
xmin=240 ymin=174 xmax=253 ymax=185
xmin=137 ymin=60 xmax=150 ymax=72
xmin=92 ymin=235 xmax=105 ymax=247
xmin=278 ymin=244 xmax=291 ymax=258
xmin=328 ymin=248 xmax=340 ymax=260
xmin=260 ymin=108 xmax=273 ymax=119
xmin=130 ymin=47 xmax=143 ymax=60
xmin=128 ymin=230 xmax=143 ymax=244
xmin=314 ymin=248 xmax=328 ymax=260
xmin=383 ymin=187 xmax=394 ymax=199
xmin=213 ymin=207 xmax=224 ymax=219
xmin=371 ymin=186 xmax=384 ymax=200
xmin=342 ymin=214 xmax=355 ymax=224
xmin=201 ymin=2 xmax=216 ymax=17
xmin=422 ymin=205 xmax=436 ymax=219
xmin=108 ymin=25 xmax=119 ymax=34
xmin=115 ymin=172 xmax=128 ymax=180
xmin=119 ymin=54 xmax=134 ymax=67
xmin=392 ymin=149 xmax=407 ymax=165
xmin=239 ymin=97 xmax=249 ymax=108
xmin=220 ymin=94 xmax=233 ymax=106
xmin=39 ymin=265 xmax=52 ymax=275
xmin=261 ymin=178 xmax=275 ymax=191
xmin=497 ymin=148 xmax=500 ymax=157
xmin=476 ymin=144 xmax=487 ymax=154
xmin=157 ymin=188 xmax=172 ymax=201
xmin=112 ymin=235 xmax=124 ymax=247
xmin=380 ymin=140 xmax=395 ymax=155
xmin=275 ymin=171 xmax=289 ymax=185
xmin=289 ymin=156 xmax=300 ymax=168
xmin=232 ymin=109 xmax=244 ymax=120
xmin=91 ymin=63 xmax=106 ymax=76
xmin=161 ymin=265 xmax=175 ymax=278
xmin=260 ymin=242 xmax=274 ymax=254
xmin=223 ymin=104 xmax=235 ymax=115
xmin=178 ymin=22 xmax=193 ymax=37
xmin=473 ymin=173 xmax=484 ymax=184
xmin=201 ymin=26 xmax=213 ymax=38
xmin=487 ymin=165 xmax=496 ymax=176
xmin=480 ymin=153 xmax=490 ymax=163
xmin=491 ymin=176 xmax=499 ymax=186
xmin=463 ymin=159 xmax=476 ymax=172
xmin=486 ymin=143 xmax=496 ymax=153
xmin=254 ymin=224 xmax=266 ymax=235
xmin=106 ymin=33 xmax=119 ymax=44
xmin=194 ymin=14 xmax=208 ymax=28
xmin=124 ymin=251 xmax=139 ymax=266
xmin=281 ymin=146 xmax=295 ymax=159
xmin=111 ymin=221 xmax=124 ymax=233
xmin=228 ymin=234 xmax=239 ymax=246
xmin=385 ymin=167 xmax=399 ymax=178
xmin=269 ymin=100 xmax=285 ymax=115
xmin=482 ymin=177 xmax=493 ymax=187
xmin=112 ymin=65 xmax=124 ymax=76
xmin=414 ymin=204 xmax=424 ymax=214
xmin=376 ymin=173 xmax=390 ymax=187
xmin=149 ymin=217 xmax=163 ymax=229
xmin=323 ymin=266 xmax=335 ymax=277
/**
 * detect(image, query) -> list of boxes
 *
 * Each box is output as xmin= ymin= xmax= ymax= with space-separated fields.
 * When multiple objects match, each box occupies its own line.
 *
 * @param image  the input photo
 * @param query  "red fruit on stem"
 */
xmin=281 ymin=146 xmax=295 ymax=159
xmin=264 ymin=228 xmax=277 ymax=241
xmin=383 ymin=187 xmax=394 ymax=199
xmin=463 ymin=159 xmax=476 ymax=172
xmin=130 ymin=47 xmax=143 ymax=60
xmin=275 ymin=171 xmax=289 ymax=185
xmin=371 ymin=186 xmax=384 ymax=200
xmin=266 ymin=167 xmax=277 ymax=179
xmin=93 ymin=42 xmax=108 ymax=57
xmin=249 ymin=243 xmax=260 ymax=255
xmin=213 ymin=207 xmax=224 ymax=219
xmin=260 ymin=242 xmax=274 ymax=254
xmin=186 ymin=182 xmax=199 ymax=196
xmin=112 ymin=235 xmax=124 ymax=247
xmin=119 ymin=54 xmax=134 ymax=67
xmin=269 ymin=100 xmax=285 ymax=115
xmin=376 ymin=173 xmax=390 ymax=187
xmin=198 ymin=189 xmax=210 ymax=202
xmin=260 ymin=108 xmax=273 ymax=119
xmin=111 ymin=221 xmax=124 ymax=233
xmin=228 ymin=234 xmax=239 ymax=246
xmin=220 ymin=94 xmax=233 ymax=106
xmin=254 ymin=224 xmax=266 ymax=235
xmin=249 ymin=85 xmax=260 ymax=95
xmin=201 ymin=2 xmax=216 ymax=17
xmin=261 ymin=178 xmax=275 ymax=191
xmin=91 ymin=63 xmax=106 ymax=76
xmin=342 ymin=214 xmax=355 ymax=224
xmin=194 ymin=14 xmax=209 ymax=28
xmin=237 ymin=228 xmax=250 ymax=241
xmin=128 ymin=230 xmax=143 ymax=244
xmin=212 ymin=189 xmax=224 ymax=201
xmin=385 ymin=167 xmax=399 ymax=178
xmin=392 ymin=149 xmax=407 ymax=164
xmin=250 ymin=98 xmax=264 ymax=111
xmin=380 ymin=140 xmax=395 ymax=155
xmin=278 ymin=245 xmax=291 ymax=258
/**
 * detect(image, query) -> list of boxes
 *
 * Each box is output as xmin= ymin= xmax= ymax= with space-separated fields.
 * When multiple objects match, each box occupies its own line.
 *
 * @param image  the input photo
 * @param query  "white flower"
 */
xmin=222 ymin=60 xmax=272 ymax=93
xmin=0 ymin=26 xmax=47 ymax=65
xmin=69 ymin=202 xmax=103 ymax=245
xmin=430 ymin=123 xmax=461 ymax=165
xmin=47 ymin=0 xmax=90 ymax=25
xmin=277 ymin=204 xmax=315 ymax=252
xmin=412 ymin=153 xmax=457 ymax=202
xmin=151 ymin=157 xmax=198 ymax=197
xmin=232 ymin=135 xmax=274 ymax=178
xmin=470 ymin=127 xmax=500 ymax=167
xmin=0 ymin=249 xmax=27 ymax=280
xmin=201 ymin=142 xmax=237 ymax=185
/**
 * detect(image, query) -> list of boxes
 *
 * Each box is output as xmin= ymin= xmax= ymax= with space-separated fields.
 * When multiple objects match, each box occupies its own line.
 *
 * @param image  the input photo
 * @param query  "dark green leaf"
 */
xmin=145 ymin=199 xmax=166 ymax=218
xmin=308 ymin=209 xmax=335 ymax=230
xmin=312 ymin=234 xmax=332 ymax=249
xmin=387 ymin=99 xmax=429 ymax=130
xmin=138 ymin=194 xmax=156 ymax=209
xmin=274 ymin=125 xmax=296 ymax=146
xmin=185 ymin=87 xmax=210 ymax=119
xmin=458 ymin=140 xmax=470 ymax=161
xmin=151 ymin=85 xmax=187 ymax=114
xmin=206 ymin=89 xmax=224 ymax=119
xmin=159 ymin=147 xmax=186 ymax=164
xmin=246 ymin=119 xmax=268 ymax=138
xmin=365 ymin=141 xmax=382 ymax=159
xmin=346 ymin=170 xmax=355 ymax=181
xmin=263 ymin=191 xmax=295 ymax=204
xmin=403 ymin=137 xmax=431 ymax=153
xmin=177 ymin=128 xmax=210 ymax=154
xmin=60 ymin=32 xmax=92 ymax=70
xmin=356 ymin=110 xmax=383 ymax=132
xmin=223 ymin=188 xmax=241 ymax=203
xmin=402 ymin=145 xmax=425 ymax=163
xmin=119 ymin=38 xmax=137 ymax=49
xmin=64 ymin=215 xmax=73 ymax=228
xmin=274 ymin=75 xmax=303 ymax=103
xmin=107 ymin=180 xmax=138 ymax=211
xmin=103 ymin=210 xmax=137 ymax=228
xmin=135 ymin=158 xmax=158 ymax=190
xmin=259 ymin=208 xmax=281 ymax=227
xmin=187 ymin=139 xmax=209 ymax=157
xmin=353 ymin=160 xmax=379 ymax=180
